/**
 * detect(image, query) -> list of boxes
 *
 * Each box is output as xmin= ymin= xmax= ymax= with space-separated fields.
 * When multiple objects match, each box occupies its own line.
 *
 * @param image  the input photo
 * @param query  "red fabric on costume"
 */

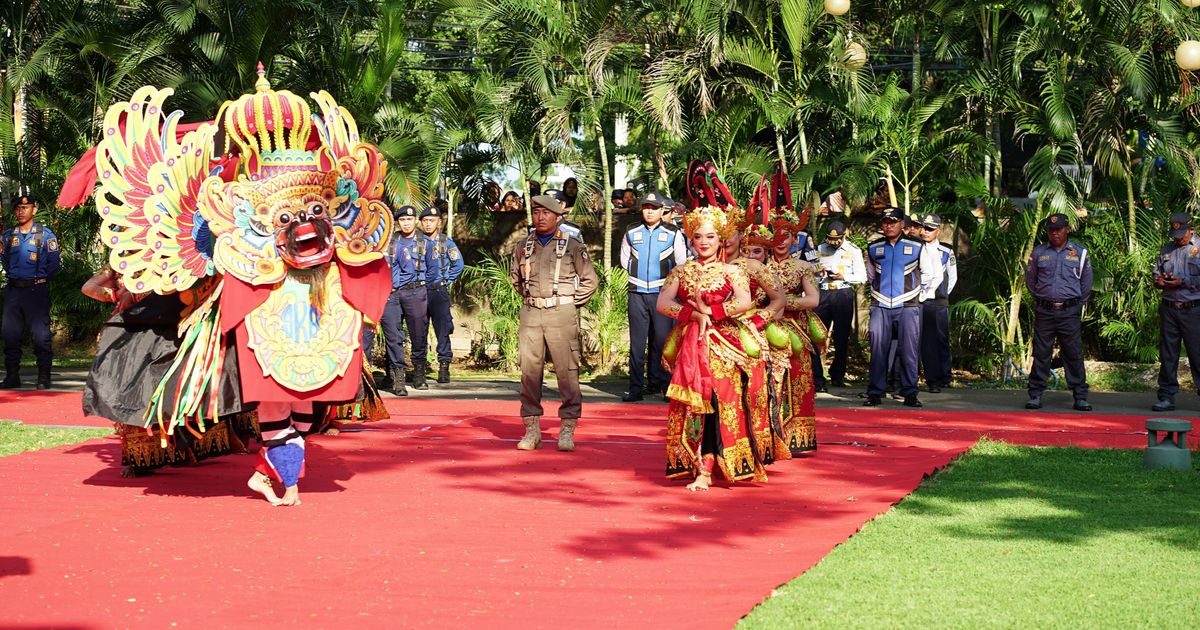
xmin=338 ymin=258 xmax=391 ymax=323
xmin=219 ymin=273 xmax=363 ymax=403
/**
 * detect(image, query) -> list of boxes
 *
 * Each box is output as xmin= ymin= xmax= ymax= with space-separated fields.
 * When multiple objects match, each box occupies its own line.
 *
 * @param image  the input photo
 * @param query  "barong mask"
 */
xmin=200 ymin=65 xmax=392 ymax=285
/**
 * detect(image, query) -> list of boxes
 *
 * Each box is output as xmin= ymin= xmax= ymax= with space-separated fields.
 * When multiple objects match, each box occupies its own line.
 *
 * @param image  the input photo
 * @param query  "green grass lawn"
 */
xmin=0 ymin=421 xmax=109 ymax=458
xmin=740 ymin=440 xmax=1200 ymax=628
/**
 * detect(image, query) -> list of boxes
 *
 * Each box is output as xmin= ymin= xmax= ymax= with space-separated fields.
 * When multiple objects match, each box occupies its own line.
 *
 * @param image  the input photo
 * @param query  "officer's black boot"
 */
xmin=35 ymin=365 xmax=51 ymax=390
xmin=412 ymin=362 xmax=428 ymax=390
xmin=437 ymin=362 xmax=450 ymax=384
xmin=389 ymin=367 xmax=408 ymax=397
xmin=0 ymin=363 xmax=20 ymax=389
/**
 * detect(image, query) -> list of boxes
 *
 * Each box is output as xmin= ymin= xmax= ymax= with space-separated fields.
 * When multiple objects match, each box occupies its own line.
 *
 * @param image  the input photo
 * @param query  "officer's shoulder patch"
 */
xmin=47 ymin=238 xmax=59 ymax=252
xmin=449 ymin=249 xmax=459 ymax=261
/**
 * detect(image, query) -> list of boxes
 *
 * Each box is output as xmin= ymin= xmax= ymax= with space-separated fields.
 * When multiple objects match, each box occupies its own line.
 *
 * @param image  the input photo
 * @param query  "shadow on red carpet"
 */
xmin=0 ymin=392 xmax=1154 ymax=628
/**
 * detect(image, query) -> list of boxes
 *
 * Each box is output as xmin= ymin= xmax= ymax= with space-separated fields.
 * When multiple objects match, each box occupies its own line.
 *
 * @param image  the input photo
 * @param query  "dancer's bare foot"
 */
xmin=247 ymin=472 xmax=282 ymax=505
xmin=324 ymin=426 xmax=340 ymax=436
xmin=686 ymin=474 xmax=712 ymax=492
xmin=276 ymin=485 xmax=302 ymax=506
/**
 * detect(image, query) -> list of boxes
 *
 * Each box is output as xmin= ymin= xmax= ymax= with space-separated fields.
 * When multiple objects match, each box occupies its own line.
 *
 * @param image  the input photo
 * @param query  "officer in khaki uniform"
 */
xmin=510 ymin=195 xmax=599 ymax=451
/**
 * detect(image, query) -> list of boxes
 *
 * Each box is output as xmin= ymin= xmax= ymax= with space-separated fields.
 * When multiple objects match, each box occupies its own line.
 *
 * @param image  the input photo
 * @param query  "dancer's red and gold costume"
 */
xmin=763 ymin=210 xmax=824 ymax=455
xmin=662 ymin=206 xmax=770 ymax=483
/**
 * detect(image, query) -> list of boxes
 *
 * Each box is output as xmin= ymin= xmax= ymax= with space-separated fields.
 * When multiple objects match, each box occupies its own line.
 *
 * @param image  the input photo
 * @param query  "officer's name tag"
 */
xmin=873 ymin=247 xmax=884 ymax=258
xmin=903 ymin=245 xmax=913 ymax=255
xmin=632 ymin=233 xmax=643 ymax=243
xmin=657 ymin=233 xmax=669 ymax=242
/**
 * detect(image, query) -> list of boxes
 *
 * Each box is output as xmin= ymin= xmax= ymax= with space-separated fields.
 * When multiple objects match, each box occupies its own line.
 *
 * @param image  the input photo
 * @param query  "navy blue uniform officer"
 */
xmin=1 ymin=194 xmax=61 ymax=389
xmin=379 ymin=205 xmax=438 ymax=396
xmin=1024 ymin=213 xmax=1093 ymax=411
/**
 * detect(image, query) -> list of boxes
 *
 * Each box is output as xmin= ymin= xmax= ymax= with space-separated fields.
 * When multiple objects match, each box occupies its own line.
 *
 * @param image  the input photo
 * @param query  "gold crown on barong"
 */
xmin=683 ymin=205 xmax=743 ymax=240
xmin=218 ymin=63 xmax=324 ymax=180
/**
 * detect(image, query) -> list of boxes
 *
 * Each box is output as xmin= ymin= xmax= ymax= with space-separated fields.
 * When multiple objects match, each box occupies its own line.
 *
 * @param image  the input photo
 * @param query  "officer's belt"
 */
xmin=397 ymin=280 xmax=426 ymax=290
xmin=525 ymin=295 xmax=574 ymax=308
xmin=1037 ymin=298 xmax=1080 ymax=310
xmin=1162 ymin=299 xmax=1200 ymax=310
xmin=7 ymin=278 xmax=46 ymax=288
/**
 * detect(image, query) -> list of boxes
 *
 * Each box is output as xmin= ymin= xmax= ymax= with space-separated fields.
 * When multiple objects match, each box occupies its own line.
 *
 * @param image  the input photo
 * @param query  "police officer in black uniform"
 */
xmin=419 ymin=204 xmax=464 ymax=384
xmin=380 ymin=205 xmax=437 ymax=396
xmin=1151 ymin=212 xmax=1200 ymax=412
xmin=1025 ymin=213 xmax=1093 ymax=411
xmin=1 ymin=194 xmax=61 ymax=389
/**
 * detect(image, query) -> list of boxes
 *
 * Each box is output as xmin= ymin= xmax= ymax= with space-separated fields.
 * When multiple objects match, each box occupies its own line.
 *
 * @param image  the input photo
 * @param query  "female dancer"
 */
xmin=724 ymin=225 xmax=790 ymax=464
xmin=764 ymin=211 xmax=822 ymax=454
xmin=658 ymin=206 xmax=759 ymax=491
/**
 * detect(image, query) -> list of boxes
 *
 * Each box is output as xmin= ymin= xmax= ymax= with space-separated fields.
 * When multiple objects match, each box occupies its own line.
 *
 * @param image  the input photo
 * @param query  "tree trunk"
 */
xmin=597 ymin=121 xmax=614 ymax=269
xmin=447 ymin=187 xmax=456 ymax=237
xmin=1125 ymin=166 xmax=1135 ymax=251
xmin=653 ymin=135 xmax=670 ymax=191
xmin=774 ymin=130 xmax=789 ymax=172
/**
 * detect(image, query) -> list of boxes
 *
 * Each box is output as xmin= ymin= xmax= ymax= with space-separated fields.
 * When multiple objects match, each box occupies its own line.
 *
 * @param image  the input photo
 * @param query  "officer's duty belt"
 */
xmin=525 ymin=295 xmax=574 ymax=308
xmin=7 ymin=278 xmax=47 ymax=288
xmin=1037 ymin=298 xmax=1080 ymax=310
xmin=1163 ymin=299 xmax=1200 ymax=310
xmin=397 ymin=281 xmax=426 ymax=290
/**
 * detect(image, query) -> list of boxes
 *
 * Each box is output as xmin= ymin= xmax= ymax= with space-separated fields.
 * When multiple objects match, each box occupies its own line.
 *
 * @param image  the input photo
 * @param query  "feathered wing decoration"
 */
xmin=95 ymin=86 xmax=216 ymax=294
xmin=311 ymin=91 xmax=392 ymax=265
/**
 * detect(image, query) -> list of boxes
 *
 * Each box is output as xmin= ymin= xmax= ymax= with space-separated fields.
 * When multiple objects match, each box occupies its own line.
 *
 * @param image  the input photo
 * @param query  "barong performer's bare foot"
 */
xmin=277 ymin=485 xmax=302 ymax=506
xmin=248 ymin=472 xmax=283 ymax=505
xmin=686 ymin=473 xmax=712 ymax=492
xmin=323 ymin=426 xmax=340 ymax=436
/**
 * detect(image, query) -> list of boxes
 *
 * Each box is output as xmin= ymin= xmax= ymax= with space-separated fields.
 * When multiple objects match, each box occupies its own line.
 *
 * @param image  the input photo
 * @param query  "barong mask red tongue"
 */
xmin=276 ymin=216 xmax=335 ymax=269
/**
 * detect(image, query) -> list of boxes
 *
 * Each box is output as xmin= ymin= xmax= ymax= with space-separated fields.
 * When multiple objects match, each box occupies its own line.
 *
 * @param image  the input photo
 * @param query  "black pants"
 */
xmin=1028 ymin=303 xmax=1088 ymax=400
xmin=920 ymin=301 xmax=951 ymax=387
xmin=426 ymin=285 xmax=454 ymax=365
xmin=627 ymin=292 xmax=672 ymax=393
xmin=381 ymin=286 xmax=429 ymax=369
xmin=813 ymin=287 xmax=854 ymax=386
xmin=3 ymin=284 xmax=52 ymax=369
xmin=1157 ymin=302 xmax=1200 ymax=401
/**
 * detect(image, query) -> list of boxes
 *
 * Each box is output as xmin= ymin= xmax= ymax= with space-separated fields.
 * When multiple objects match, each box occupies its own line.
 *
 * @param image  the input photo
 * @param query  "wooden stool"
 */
xmin=1144 ymin=418 xmax=1193 ymax=471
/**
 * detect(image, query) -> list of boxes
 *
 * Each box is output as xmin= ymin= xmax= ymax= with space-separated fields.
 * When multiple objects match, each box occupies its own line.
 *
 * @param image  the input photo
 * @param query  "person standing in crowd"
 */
xmin=622 ymin=188 xmax=638 ymax=213
xmin=611 ymin=188 xmax=625 ymax=211
xmin=619 ymin=191 xmax=688 ymax=402
xmin=381 ymin=205 xmax=437 ymax=397
xmin=420 ymin=204 xmax=464 ymax=384
xmin=1025 ymin=213 xmax=1093 ymax=411
xmin=1151 ymin=212 xmax=1200 ymax=412
xmin=511 ymin=195 xmax=599 ymax=452
xmin=791 ymin=218 xmax=818 ymax=265
xmin=917 ymin=213 xmax=957 ymax=392
xmin=864 ymin=207 xmax=931 ymax=408
xmin=500 ymin=190 xmax=523 ymax=213
xmin=813 ymin=220 xmax=866 ymax=392
xmin=1 ymin=194 xmax=61 ymax=390
xmin=562 ymin=178 xmax=579 ymax=210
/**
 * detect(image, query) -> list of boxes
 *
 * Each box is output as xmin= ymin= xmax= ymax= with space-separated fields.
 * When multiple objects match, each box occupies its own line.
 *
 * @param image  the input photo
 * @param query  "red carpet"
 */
xmin=0 ymin=393 xmax=1151 ymax=628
